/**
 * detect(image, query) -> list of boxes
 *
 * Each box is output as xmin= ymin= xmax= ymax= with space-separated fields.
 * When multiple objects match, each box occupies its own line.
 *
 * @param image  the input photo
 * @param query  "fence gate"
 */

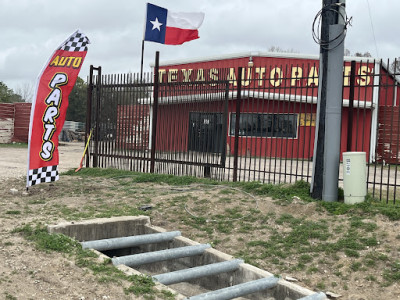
xmin=86 ymin=65 xmax=230 ymax=178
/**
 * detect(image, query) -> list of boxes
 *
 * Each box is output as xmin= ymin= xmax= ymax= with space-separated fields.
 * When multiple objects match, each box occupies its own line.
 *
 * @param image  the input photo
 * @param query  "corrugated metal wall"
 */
xmin=0 ymin=102 xmax=31 ymax=143
xmin=13 ymin=103 xmax=31 ymax=143
xmin=377 ymin=106 xmax=400 ymax=164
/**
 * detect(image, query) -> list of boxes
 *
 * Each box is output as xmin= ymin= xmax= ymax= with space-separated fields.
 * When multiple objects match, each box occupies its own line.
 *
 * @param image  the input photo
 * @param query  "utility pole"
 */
xmin=311 ymin=0 xmax=346 ymax=201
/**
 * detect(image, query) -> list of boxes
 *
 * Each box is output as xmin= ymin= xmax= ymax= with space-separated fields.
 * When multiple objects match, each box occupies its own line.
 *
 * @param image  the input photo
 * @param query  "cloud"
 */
xmin=1 ymin=0 xmax=400 ymax=91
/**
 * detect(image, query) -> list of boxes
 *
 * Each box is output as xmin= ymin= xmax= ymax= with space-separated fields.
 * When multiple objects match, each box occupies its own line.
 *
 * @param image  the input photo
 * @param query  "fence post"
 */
xmin=220 ymin=81 xmax=230 ymax=167
xmin=93 ymin=66 xmax=102 ymax=168
xmin=346 ymin=60 xmax=356 ymax=151
xmin=233 ymin=67 xmax=242 ymax=182
xmin=150 ymin=51 xmax=160 ymax=173
xmin=85 ymin=65 xmax=94 ymax=168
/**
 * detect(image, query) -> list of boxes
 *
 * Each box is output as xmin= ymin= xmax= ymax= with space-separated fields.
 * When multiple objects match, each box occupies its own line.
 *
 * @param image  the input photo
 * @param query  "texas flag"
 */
xmin=144 ymin=3 xmax=205 ymax=45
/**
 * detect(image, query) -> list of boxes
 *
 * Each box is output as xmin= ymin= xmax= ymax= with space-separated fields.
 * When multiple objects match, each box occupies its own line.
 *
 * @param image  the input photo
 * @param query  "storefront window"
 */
xmin=230 ymin=113 xmax=298 ymax=138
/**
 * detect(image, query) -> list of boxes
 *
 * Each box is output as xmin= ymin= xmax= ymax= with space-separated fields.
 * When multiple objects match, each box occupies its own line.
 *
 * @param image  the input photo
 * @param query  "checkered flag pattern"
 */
xmin=59 ymin=31 xmax=90 ymax=52
xmin=28 ymin=165 xmax=59 ymax=187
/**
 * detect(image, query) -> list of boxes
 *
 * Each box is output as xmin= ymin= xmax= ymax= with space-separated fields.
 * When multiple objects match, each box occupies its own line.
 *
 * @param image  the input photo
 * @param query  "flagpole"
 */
xmin=141 ymin=3 xmax=148 ymax=83
xmin=140 ymin=39 xmax=145 ymax=82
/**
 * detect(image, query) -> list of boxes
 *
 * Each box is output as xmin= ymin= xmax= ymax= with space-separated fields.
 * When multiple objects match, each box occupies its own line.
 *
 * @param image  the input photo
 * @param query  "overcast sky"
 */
xmin=1 ymin=0 xmax=398 ymax=93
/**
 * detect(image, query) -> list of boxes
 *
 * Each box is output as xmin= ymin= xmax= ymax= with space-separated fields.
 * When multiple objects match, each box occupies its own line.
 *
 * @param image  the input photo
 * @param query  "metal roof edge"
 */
xmin=344 ymin=55 xmax=381 ymax=62
xmin=152 ymin=51 xmax=260 ymax=67
xmin=151 ymin=51 xmax=382 ymax=67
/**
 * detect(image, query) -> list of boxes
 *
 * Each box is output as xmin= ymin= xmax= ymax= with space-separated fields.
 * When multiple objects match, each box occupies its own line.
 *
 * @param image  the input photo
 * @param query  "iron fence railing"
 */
xmin=86 ymin=59 xmax=400 ymax=204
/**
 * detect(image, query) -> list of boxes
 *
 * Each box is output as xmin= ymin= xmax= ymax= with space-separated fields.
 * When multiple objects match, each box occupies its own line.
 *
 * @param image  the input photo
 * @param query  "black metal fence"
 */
xmin=86 ymin=58 xmax=400 ymax=204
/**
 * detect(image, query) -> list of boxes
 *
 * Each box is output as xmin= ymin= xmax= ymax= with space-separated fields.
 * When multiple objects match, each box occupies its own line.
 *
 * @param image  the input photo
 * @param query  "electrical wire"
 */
xmin=312 ymin=2 xmax=352 ymax=51
xmin=365 ymin=0 xmax=379 ymax=58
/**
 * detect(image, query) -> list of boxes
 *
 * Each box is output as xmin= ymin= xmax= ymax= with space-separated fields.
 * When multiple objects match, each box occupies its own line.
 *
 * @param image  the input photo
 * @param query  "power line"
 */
xmin=312 ymin=2 xmax=351 ymax=51
xmin=365 ymin=0 xmax=379 ymax=58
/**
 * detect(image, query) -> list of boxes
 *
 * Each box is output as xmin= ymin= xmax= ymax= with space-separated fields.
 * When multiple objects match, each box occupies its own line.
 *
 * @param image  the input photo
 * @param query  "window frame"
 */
xmin=228 ymin=112 xmax=299 ymax=139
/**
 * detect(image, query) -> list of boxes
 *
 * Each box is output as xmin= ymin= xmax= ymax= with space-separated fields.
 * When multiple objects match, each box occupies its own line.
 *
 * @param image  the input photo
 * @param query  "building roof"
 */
xmin=151 ymin=51 xmax=380 ymax=67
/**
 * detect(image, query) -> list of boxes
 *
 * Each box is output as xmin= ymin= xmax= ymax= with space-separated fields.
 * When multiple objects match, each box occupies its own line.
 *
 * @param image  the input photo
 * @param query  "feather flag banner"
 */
xmin=26 ymin=30 xmax=90 ymax=187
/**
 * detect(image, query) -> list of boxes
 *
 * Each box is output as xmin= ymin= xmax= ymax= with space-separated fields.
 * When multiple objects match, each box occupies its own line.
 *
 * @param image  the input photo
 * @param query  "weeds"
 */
xmin=4 ymin=292 xmax=17 ymax=300
xmin=383 ymin=261 xmax=400 ymax=286
xmin=12 ymin=224 xmax=80 ymax=253
xmin=12 ymin=223 xmax=160 ymax=297
xmin=5 ymin=210 xmax=21 ymax=215
xmin=123 ymin=275 xmax=155 ymax=295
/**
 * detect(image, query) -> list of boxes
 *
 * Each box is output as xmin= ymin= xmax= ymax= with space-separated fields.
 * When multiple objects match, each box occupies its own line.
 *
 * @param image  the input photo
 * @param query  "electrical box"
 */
xmin=343 ymin=152 xmax=367 ymax=204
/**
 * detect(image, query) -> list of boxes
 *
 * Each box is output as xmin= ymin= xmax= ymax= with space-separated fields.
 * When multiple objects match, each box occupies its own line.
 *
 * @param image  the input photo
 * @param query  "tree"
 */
xmin=390 ymin=57 xmax=400 ymax=74
xmin=66 ymin=77 xmax=87 ymax=123
xmin=354 ymin=52 xmax=372 ymax=58
xmin=0 ymin=81 xmax=22 ymax=103
xmin=344 ymin=50 xmax=372 ymax=58
xmin=268 ymin=46 xmax=298 ymax=53
xmin=0 ymin=82 xmax=12 ymax=103
xmin=15 ymin=82 xmax=34 ymax=103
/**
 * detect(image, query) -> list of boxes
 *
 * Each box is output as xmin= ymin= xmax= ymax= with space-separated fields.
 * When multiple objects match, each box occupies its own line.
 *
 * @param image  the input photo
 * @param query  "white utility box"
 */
xmin=343 ymin=152 xmax=367 ymax=204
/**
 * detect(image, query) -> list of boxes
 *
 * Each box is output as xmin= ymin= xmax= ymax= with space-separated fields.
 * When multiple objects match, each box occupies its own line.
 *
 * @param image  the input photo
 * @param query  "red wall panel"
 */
xmin=377 ymin=106 xmax=400 ymax=163
xmin=0 ymin=103 xmax=31 ymax=143
xmin=13 ymin=103 xmax=31 ymax=143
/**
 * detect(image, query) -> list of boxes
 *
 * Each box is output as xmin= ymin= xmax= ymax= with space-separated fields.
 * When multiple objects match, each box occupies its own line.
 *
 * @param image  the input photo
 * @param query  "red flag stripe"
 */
xmin=164 ymin=27 xmax=200 ymax=45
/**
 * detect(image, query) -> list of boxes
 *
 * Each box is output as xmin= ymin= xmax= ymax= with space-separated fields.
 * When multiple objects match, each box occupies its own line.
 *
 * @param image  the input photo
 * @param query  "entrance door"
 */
xmin=188 ymin=112 xmax=224 ymax=153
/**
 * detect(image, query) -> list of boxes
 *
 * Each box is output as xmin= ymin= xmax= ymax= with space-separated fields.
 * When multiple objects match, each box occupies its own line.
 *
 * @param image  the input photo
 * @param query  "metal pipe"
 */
xmin=81 ymin=231 xmax=181 ymax=251
xmin=298 ymin=292 xmax=327 ymax=300
xmin=112 ymin=244 xmax=210 ymax=267
xmin=187 ymin=276 xmax=279 ymax=300
xmin=153 ymin=259 xmax=244 ymax=285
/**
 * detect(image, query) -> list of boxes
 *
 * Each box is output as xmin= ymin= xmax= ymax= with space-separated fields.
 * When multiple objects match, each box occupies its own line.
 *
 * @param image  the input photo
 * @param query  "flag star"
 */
xmin=150 ymin=17 xmax=163 ymax=31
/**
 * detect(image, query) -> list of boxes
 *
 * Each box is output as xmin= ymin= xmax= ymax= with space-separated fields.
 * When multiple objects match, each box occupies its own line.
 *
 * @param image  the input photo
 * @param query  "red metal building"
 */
xmin=117 ymin=52 xmax=399 ymax=163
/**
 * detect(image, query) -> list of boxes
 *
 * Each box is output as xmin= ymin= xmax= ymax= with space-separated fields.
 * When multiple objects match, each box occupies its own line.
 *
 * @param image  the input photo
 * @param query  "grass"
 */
xmin=65 ymin=168 xmax=215 ymax=186
xmin=11 ymin=168 xmax=400 ymax=295
xmin=66 ymin=168 xmax=400 ymax=222
xmin=66 ymin=168 xmax=398 ymax=214
xmin=0 ymin=143 xmax=27 ymax=148
xmin=11 ymin=223 xmax=176 ymax=298
xmin=56 ymin=203 xmax=145 ymax=220
xmin=12 ymin=223 xmax=86 ymax=254
xmin=5 ymin=210 xmax=21 ymax=215
xmin=4 ymin=292 xmax=17 ymax=300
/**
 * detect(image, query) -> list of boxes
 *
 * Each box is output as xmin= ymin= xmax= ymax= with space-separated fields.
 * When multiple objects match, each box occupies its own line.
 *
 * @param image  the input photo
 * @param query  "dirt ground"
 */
xmin=1 ymin=142 xmax=400 ymax=300
xmin=0 ymin=143 xmax=142 ymax=299
xmin=0 ymin=142 xmax=85 ymax=180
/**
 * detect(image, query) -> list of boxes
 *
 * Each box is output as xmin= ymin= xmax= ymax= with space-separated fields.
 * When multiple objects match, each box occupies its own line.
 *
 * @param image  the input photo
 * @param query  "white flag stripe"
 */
xmin=167 ymin=11 xmax=205 ymax=29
